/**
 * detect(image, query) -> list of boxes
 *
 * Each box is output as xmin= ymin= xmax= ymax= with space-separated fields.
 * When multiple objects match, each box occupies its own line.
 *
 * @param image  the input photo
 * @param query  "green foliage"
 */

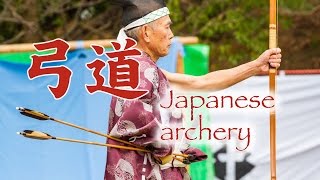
xmin=0 ymin=0 xmax=318 ymax=69
xmin=167 ymin=0 xmax=315 ymax=69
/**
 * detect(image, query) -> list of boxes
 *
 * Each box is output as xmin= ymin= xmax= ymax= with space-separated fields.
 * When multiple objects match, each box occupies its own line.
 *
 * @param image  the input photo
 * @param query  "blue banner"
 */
xmin=0 ymin=39 xmax=183 ymax=180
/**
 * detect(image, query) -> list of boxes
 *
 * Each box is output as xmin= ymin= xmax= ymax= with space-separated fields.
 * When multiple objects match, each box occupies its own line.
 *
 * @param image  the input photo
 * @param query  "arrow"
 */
xmin=17 ymin=130 xmax=150 ymax=152
xmin=16 ymin=107 xmax=144 ymax=150
xmin=17 ymin=130 xmax=192 ymax=165
xmin=16 ymin=107 xmax=191 ymax=164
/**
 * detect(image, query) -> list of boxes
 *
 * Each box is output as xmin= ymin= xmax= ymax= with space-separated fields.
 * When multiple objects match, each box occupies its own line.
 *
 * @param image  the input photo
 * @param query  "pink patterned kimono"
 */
xmin=104 ymin=53 xmax=206 ymax=180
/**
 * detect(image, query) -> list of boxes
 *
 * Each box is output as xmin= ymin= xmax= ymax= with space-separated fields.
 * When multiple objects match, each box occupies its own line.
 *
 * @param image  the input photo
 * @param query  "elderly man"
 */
xmin=105 ymin=1 xmax=282 ymax=180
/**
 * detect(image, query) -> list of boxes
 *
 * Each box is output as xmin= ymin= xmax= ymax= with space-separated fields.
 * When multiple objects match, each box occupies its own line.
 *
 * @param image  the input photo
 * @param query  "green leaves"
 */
xmin=0 ymin=0 xmax=317 ymax=69
xmin=167 ymin=0 xmax=313 ymax=69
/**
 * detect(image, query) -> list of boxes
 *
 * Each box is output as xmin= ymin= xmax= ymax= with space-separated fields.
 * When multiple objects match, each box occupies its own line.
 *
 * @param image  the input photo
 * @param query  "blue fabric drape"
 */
xmin=0 ymin=39 xmax=183 ymax=180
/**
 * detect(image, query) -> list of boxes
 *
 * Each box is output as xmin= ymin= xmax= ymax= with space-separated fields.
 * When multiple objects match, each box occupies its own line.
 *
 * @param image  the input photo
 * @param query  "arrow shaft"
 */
xmin=17 ymin=107 xmax=145 ymax=150
xmin=19 ymin=130 xmax=189 ymax=163
xmin=52 ymin=118 xmax=144 ymax=150
xmin=54 ymin=136 xmax=150 ymax=153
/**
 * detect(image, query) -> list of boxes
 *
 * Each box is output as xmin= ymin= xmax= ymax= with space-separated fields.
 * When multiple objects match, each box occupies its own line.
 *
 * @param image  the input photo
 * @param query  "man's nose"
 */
xmin=169 ymin=29 xmax=174 ymax=39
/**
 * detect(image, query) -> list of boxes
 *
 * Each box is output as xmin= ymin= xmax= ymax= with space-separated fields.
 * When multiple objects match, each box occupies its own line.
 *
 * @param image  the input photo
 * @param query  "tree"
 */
xmin=167 ymin=0 xmax=320 ymax=70
xmin=1 ymin=0 xmax=319 ymax=70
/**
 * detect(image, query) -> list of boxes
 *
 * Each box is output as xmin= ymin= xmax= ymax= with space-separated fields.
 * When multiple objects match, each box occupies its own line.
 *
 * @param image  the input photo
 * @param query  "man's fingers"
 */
xmin=269 ymin=58 xmax=281 ymax=63
xmin=268 ymin=48 xmax=281 ymax=55
xmin=270 ymin=54 xmax=282 ymax=59
xmin=270 ymin=62 xmax=280 ymax=69
xmin=269 ymin=59 xmax=281 ymax=63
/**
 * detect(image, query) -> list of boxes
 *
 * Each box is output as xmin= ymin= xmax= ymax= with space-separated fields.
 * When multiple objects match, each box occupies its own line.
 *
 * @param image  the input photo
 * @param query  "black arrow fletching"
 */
xmin=16 ymin=107 xmax=50 ymax=120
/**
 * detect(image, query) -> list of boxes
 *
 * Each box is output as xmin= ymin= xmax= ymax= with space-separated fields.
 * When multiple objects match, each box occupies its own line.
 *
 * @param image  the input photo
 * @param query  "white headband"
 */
xmin=117 ymin=7 xmax=170 ymax=49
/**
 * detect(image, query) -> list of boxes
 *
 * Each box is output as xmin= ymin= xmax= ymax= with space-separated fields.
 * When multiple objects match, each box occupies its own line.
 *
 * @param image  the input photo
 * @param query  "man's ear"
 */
xmin=141 ymin=25 xmax=152 ymax=43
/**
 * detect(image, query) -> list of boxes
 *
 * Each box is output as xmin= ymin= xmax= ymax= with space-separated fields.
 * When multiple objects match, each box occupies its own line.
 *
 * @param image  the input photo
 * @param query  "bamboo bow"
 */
xmin=269 ymin=0 xmax=278 ymax=179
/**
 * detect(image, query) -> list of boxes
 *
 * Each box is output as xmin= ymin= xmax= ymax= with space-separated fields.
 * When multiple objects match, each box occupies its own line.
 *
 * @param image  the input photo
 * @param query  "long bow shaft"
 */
xmin=269 ymin=0 xmax=278 ymax=179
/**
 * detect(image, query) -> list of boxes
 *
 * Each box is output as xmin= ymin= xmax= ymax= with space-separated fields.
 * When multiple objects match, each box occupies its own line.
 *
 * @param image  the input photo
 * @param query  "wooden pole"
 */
xmin=0 ymin=36 xmax=199 ymax=53
xmin=269 ymin=0 xmax=278 ymax=179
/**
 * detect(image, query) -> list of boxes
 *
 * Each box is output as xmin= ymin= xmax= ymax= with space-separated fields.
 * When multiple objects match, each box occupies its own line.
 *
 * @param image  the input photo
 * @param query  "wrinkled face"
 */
xmin=148 ymin=15 xmax=174 ymax=57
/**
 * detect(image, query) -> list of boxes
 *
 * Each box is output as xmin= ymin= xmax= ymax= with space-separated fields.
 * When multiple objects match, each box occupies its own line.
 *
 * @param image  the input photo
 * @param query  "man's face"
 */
xmin=148 ymin=15 xmax=174 ymax=57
